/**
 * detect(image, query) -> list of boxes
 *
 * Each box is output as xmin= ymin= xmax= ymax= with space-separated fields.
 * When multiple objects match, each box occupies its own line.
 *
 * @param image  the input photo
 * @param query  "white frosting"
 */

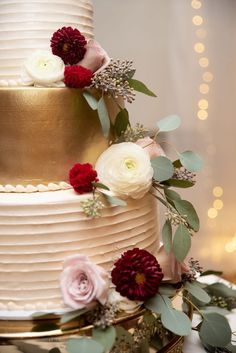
xmin=0 ymin=0 xmax=94 ymax=86
xmin=0 ymin=190 xmax=159 ymax=311
xmin=0 ymin=182 xmax=71 ymax=193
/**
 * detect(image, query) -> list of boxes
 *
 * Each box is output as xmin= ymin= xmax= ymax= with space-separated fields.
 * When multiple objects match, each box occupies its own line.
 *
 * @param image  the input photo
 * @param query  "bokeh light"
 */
xmin=208 ymin=208 xmax=218 ymax=219
xmin=194 ymin=42 xmax=205 ymax=53
xmin=199 ymin=83 xmax=210 ymax=94
xmin=192 ymin=15 xmax=203 ymax=26
xmin=213 ymin=186 xmax=224 ymax=197
xmin=199 ymin=57 xmax=209 ymax=67
xmin=197 ymin=110 xmax=208 ymax=120
xmin=213 ymin=199 xmax=224 ymax=210
xmin=203 ymin=71 xmax=214 ymax=82
xmin=191 ymin=0 xmax=202 ymax=9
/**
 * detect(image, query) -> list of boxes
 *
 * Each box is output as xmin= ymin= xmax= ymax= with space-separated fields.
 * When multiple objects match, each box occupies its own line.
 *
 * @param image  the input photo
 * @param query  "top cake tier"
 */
xmin=0 ymin=0 xmax=94 ymax=86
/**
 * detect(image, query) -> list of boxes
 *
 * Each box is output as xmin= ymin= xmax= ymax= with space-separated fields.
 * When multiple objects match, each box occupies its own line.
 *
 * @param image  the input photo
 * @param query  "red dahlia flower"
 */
xmin=69 ymin=163 xmax=98 ymax=194
xmin=64 ymin=65 xmax=93 ymax=88
xmin=51 ymin=27 xmax=87 ymax=65
xmin=111 ymin=248 xmax=164 ymax=301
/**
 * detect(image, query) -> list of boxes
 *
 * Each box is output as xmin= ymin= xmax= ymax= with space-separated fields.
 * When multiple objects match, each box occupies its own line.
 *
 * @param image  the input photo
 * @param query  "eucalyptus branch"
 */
xmin=181 ymin=294 xmax=206 ymax=319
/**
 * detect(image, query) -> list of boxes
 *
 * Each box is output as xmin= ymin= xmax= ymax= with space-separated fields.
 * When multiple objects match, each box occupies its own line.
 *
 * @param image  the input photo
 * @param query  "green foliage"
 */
xmin=157 ymin=115 xmax=181 ymax=133
xmin=92 ymin=326 xmax=116 ymax=352
xmin=205 ymin=282 xmax=236 ymax=298
xmin=158 ymin=284 xmax=179 ymax=297
xmin=97 ymin=97 xmax=110 ymax=137
xmin=185 ymin=282 xmax=211 ymax=304
xmin=179 ymin=151 xmax=203 ymax=172
xmin=151 ymin=156 xmax=174 ymax=182
xmin=162 ymin=220 xmax=172 ymax=253
xmin=115 ymin=326 xmax=134 ymax=349
xmin=60 ymin=308 xmax=88 ymax=325
xmin=145 ymin=294 xmax=192 ymax=336
xmin=92 ymin=182 xmax=110 ymax=191
xmin=163 ymin=178 xmax=195 ymax=188
xmin=67 ymin=338 xmax=104 ymax=353
xmin=200 ymin=270 xmax=223 ymax=277
xmin=173 ymin=199 xmax=200 ymax=232
xmin=83 ymin=91 xmax=98 ymax=110
xmin=140 ymin=339 xmax=150 ymax=353
xmin=114 ymin=108 xmax=130 ymax=137
xmin=199 ymin=313 xmax=231 ymax=347
xmin=128 ymin=78 xmax=157 ymax=97
xmin=164 ymin=188 xmax=181 ymax=201
xmin=49 ymin=349 xmax=61 ymax=353
xmin=173 ymin=224 xmax=191 ymax=261
xmin=103 ymin=193 xmax=127 ymax=207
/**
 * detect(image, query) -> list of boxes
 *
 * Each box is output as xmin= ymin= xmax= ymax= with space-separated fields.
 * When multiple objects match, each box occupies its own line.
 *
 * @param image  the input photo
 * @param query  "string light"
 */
xmin=199 ymin=57 xmax=209 ymax=67
xmin=225 ymin=234 xmax=236 ymax=253
xmin=192 ymin=15 xmax=203 ymax=26
xmin=208 ymin=208 xmax=218 ymax=219
xmin=198 ymin=99 xmax=208 ymax=109
xmin=213 ymin=186 xmax=224 ymax=197
xmin=196 ymin=28 xmax=207 ymax=39
xmin=202 ymin=71 xmax=214 ymax=82
xmin=194 ymin=42 xmax=205 ymax=53
xmin=197 ymin=110 xmax=208 ymax=120
xmin=213 ymin=199 xmax=224 ymax=210
xmin=199 ymin=83 xmax=209 ymax=94
xmin=191 ymin=0 xmax=202 ymax=10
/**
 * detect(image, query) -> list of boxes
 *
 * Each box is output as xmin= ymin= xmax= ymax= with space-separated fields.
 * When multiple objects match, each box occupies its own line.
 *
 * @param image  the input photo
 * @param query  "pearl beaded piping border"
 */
xmin=0 ymin=182 xmax=72 ymax=193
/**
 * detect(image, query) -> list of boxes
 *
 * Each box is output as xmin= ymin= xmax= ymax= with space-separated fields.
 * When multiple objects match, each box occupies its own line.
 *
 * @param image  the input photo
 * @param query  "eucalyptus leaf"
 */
xmin=97 ymin=97 xmax=110 ymax=137
xmin=83 ymin=91 xmax=98 ymax=110
xmin=128 ymin=78 xmax=157 ymax=97
xmin=164 ymin=188 xmax=181 ymax=201
xmin=226 ymin=343 xmax=236 ymax=353
xmin=206 ymin=283 xmax=236 ymax=298
xmin=185 ymin=282 xmax=211 ymax=304
xmin=93 ymin=326 xmax=116 ymax=352
xmin=127 ymin=69 xmax=136 ymax=79
xmin=145 ymin=293 xmax=170 ymax=315
xmin=103 ymin=193 xmax=127 ymax=207
xmin=67 ymin=338 xmax=104 ymax=353
xmin=92 ymin=182 xmax=110 ymax=191
xmin=157 ymin=115 xmax=181 ymax=133
xmin=200 ymin=270 xmax=223 ymax=277
xmin=60 ymin=308 xmax=88 ymax=325
xmin=115 ymin=326 xmax=134 ymax=348
xmin=162 ymin=220 xmax=172 ymax=253
xmin=179 ymin=151 xmax=203 ymax=172
xmin=201 ymin=306 xmax=230 ymax=316
xmin=199 ymin=313 xmax=231 ymax=347
xmin=151 ymin=156 xmax=174 ymax=182
xmin=173 ymin=199 xmax=200 ymax=232
xmin=163 ymin=178 xmax=195 ymax=188
xmin=161 ymin=307 xmax=192 ymax=336
xmin=158 ymin=284 xmax=177 ymax=297
xmin=114 ymin=108 xmax=130 ymax=137
xmin=173 ymin=224 xmax=191 ymax=262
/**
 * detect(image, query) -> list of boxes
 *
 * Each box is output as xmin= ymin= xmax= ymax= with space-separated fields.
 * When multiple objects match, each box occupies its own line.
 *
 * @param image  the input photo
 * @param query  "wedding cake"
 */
xmin=0 ymin=0 xmax=161 ymax=313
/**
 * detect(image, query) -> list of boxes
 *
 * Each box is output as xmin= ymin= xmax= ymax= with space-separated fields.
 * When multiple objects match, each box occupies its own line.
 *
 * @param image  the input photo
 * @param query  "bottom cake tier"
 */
xmin=0 ymin=190 xmax=159 ymax=313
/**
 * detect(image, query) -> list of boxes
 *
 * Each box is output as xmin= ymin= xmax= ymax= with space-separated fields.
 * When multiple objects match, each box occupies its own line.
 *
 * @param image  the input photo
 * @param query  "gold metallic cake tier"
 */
xmin=0 ymin=88 xmax=118 ymax=186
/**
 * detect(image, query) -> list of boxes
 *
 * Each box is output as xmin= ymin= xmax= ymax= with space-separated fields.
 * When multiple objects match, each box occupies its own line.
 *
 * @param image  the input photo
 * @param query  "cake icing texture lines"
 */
xmin=0 ymin=15 xmax=232 ymax=353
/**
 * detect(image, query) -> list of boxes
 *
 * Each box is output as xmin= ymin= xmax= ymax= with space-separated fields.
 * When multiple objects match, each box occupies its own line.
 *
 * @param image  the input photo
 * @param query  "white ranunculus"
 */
xmin=95 ymin=142 xmax=154 ymax=199
xmin=22 ymin=50 xmax=65 ymax=86
xmin=108 ymin=289 xmax=142 ymax=314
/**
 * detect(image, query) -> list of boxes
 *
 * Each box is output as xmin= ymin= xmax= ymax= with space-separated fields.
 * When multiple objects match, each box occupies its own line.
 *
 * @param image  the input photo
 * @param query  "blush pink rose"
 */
xmin=136 ymin=137 xmax=165 ymax=160
xmin=157 ymin=245 xmax=190 ymax=283
xmin=60 ymin=254 xmax=109 ymax=309
xmin=79 ymin=39 xmax=110 ymax=74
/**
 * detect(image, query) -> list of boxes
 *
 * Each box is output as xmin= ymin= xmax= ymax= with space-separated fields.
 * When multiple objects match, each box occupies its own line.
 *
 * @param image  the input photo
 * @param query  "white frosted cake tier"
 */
xmin=0 ymin=190 xmax=159 ymax=312
xmin=0 ymin=0 xmax=93 ymax=86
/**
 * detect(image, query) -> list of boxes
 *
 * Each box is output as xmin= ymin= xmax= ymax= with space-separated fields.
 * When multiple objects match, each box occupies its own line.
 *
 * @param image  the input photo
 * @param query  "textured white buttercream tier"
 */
xmin=0 ymin=0 xmax=93 ymax=86
xmin=0 ymin=190 xmax=159 ymax=311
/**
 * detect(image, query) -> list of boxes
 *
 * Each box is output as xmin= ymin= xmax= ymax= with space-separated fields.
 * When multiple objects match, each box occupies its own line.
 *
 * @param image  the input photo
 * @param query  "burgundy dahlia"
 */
xmin=111 ymin=248 xmax=164 ymax=301
xmin=69 ymin=163 xmax=98 ymax=194
xmin=51 ymin=26 xmax=87 ymax=65
xmin=64 ymin=65 xmax=93 ymax=88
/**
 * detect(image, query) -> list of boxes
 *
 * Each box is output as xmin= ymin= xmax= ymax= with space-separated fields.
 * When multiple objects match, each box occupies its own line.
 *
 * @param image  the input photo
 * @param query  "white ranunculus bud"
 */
xmin=95 ymin=142 xmax=154 ymax=199
xmin=22 ymin=50 xmax=65 ymax=86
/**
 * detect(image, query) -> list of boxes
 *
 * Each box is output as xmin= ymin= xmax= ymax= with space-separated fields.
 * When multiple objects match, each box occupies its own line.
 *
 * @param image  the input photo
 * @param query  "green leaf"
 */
xmin=163 ymin=178 xmax=195 ymax=188
xmin=199 ymin=313 xmax=231 ymax=347
xmin=103 ymin=193 xmax=127 ymax=207
xmin=114 ymin=108 xmax=130 ymax=137
xmin=162 ymin=220 xmax=172 ymax=253
xmin=127 ymin=69 xmax=136 ymax=79
xmin=226 ymin=343 xmax=236 ymax=353
xmin=152 ymin=156 xmax=174 ymax=182
xmin=92 ymin=182 xmax=110 ymax=191
xmin=201 ymin=306 xmax=230 ymax=316
xmin=206 ymin=283 xmax=236 ymax=298
xmin=83 ymin=91 xmax=98 ymax=110
xmin=179 ymin=151 xmax=203 ymax=172
xmin=173 ymin=159 xmax=183 ymax=168
xmin=49 ymin=349 xmax=61 ymax=353
xmin=128 ymin=78 xmax=157 ymax=97
xmin=200 ymin=270 xmax=223 ymax=277
xmin=115 ymin=326 xmax=134 ymax=348
xmin=60 ymin=308 xmax=88 ymax=325
xmin=173 ymin=199 xmax=200 ymax=232
xmin=185 ymin=282 xmax=211 ymax=304
xmin=145 ymin=293 xmax=171 ymax=315
xmin=93 ymin=326 xmax=116 ymax=352
xmin=97 ymin=97 xmax=110 ymax=137
xmin=157 ymin=115 xmax=181 ymax=133
xmin=164 ymin=188 xmax=181 ymax=201
xmin=158 ymin=284 xmax=177 ymax=297
xmin=173 ymin=224 xmax=191 ymax=262
xmin=67 ymin=338 xmax=104 ymax=353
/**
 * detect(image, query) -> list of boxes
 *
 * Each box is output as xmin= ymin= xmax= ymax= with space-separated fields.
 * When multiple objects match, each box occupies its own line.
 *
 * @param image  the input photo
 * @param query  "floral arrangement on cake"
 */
xmin=25 ymin=28 xmax=236 ymax=353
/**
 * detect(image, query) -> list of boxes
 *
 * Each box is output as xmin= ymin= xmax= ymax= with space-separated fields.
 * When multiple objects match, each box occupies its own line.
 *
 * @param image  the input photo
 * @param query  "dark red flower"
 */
xmin=64 ymin=65 xmax=93 ymax=89
xmin=51 ymin=27 xmax=87 ymax=65
xmin=69 ymin=163 xmax=98 ymax=194
xmin=111 ymin=248 xmax=164 ymax=301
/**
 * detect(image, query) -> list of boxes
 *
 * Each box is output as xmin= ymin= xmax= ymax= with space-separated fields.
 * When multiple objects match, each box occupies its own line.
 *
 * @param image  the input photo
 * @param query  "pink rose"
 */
xmin=136 ymin=137 xmax=165 ymax=160
xmin=79 ymin=39 xmax=110 ymax=74
xmin=60 ymin=255 xmax=109 ymax=309
xmin=157 ymin=245 xmax=190 ymax=283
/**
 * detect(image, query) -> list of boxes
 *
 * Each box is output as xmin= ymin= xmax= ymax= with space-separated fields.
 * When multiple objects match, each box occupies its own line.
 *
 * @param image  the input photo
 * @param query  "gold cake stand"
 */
xmin=0 ymin=306 xmax=192 ymax=353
